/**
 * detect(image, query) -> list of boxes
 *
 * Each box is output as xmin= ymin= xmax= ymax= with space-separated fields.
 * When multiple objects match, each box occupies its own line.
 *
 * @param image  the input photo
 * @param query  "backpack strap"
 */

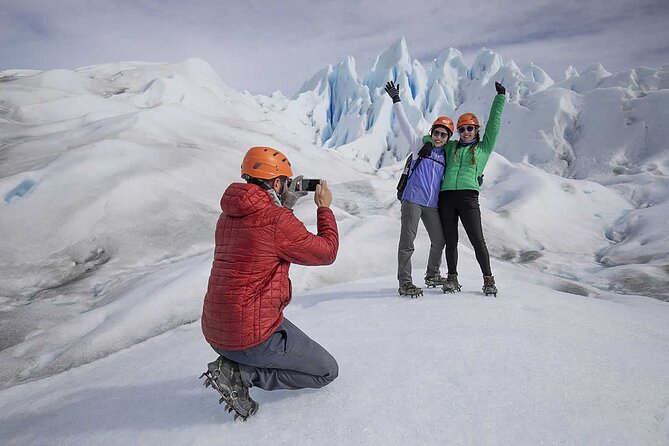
xmin=407 ymin=156 xmax=423 ymax=180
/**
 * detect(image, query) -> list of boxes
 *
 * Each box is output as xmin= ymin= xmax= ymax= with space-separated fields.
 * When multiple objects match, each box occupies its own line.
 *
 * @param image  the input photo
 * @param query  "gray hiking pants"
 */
xmin=212 ymin=318 xmax=338 ymax=391
xmin=398 ymin=199 xmax=446 ymax=285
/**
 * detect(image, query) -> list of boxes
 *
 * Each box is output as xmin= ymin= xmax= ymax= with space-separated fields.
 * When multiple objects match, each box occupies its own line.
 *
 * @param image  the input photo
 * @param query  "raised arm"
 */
xmin=480 ymin=81 xmax=506 ymax=154
xmin=385 ymin=81 xmax=422 ymax=156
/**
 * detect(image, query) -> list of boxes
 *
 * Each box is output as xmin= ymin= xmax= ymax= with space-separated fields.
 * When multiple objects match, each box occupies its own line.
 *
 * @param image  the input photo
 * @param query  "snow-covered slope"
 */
xmin=1 ymin=41 xmax=669 ymax=443
xmin=1 ymin=269 xmax=669 ymax=445
xmin=0 ymin=58 xmax=377 ymax=386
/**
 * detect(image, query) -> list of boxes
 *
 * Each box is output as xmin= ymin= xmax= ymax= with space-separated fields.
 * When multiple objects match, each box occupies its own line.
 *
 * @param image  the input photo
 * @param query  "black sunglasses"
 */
xmin=432 ymin=129 xmax=450 ymax=139
xmin=458 ymin=125 xmax=476 ymax=133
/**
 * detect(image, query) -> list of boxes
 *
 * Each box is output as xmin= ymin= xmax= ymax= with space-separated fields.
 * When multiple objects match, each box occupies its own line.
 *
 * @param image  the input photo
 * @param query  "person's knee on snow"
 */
xmin=311 ymin=356 xmax=339 ymax=388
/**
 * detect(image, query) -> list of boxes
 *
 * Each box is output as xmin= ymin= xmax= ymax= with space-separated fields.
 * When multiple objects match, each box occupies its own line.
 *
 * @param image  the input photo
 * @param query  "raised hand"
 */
xmin=495 ymin=81 xmax=506 ymax=96
xmin=384 ymin=81 xmax=401 ymax=103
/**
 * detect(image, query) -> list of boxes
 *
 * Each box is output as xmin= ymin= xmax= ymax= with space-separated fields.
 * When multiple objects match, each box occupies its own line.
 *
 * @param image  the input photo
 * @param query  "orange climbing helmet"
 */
xmin=456 ymin=113 xmax=480 ymax=129
xmin=431 ymin=116 xmax=454 ymax=136
xmin=430 ymin=116 xmax=455 ymax=137
xmin=241 ymin=146 xmax=293 ymax=180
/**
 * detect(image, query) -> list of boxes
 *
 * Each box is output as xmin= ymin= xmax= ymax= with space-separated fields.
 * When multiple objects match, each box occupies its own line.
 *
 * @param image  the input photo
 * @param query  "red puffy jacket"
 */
xmin=202 ymin=182 xmax=339 ymax=351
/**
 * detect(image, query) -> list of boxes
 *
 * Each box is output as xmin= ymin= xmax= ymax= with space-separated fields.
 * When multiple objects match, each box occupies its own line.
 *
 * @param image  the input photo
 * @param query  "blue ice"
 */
xmin=4 ymin=179 xmax=36 ymax=203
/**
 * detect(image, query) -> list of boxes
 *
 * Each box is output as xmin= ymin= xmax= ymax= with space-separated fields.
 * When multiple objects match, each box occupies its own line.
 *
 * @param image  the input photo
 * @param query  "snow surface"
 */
xmin=1 ymin=268 xmax=669 ymax=445
xmin=1 ymin=41 xmax=669 ymax=444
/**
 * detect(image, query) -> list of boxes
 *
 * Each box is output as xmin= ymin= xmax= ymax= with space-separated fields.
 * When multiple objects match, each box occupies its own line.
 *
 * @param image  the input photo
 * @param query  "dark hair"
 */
xmin=246 ymin=177 xmax=274 ymax=189
xmin=418 ymin=141 xmax=434 ymax=158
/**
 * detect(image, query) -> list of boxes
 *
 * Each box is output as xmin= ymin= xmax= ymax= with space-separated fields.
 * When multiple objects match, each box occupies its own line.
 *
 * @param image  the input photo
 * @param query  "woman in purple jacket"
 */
xmin=385 ymin=81 xmax=453 ymax=297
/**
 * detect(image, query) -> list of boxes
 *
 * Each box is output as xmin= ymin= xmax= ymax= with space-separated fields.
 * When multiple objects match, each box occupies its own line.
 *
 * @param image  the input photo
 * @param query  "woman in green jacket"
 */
xmin=437 ymin=81 xmax=506 ymax=296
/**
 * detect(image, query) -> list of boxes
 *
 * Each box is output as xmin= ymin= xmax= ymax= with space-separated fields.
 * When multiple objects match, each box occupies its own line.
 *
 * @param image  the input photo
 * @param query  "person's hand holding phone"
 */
xmin=314 ymin=180 xmax=332 ymax=208
xmin=281 ymin=175 xmax=308 ymax=209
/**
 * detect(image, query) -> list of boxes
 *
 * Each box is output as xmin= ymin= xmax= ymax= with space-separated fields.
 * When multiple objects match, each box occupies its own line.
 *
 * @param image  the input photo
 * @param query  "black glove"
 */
xmin=281 ymin=175 xmax=308 ymax=209
xmin=495 ymin=81 xmax=506 ymax=96
xmin=384 ymin=81 xmax=401 ymax=103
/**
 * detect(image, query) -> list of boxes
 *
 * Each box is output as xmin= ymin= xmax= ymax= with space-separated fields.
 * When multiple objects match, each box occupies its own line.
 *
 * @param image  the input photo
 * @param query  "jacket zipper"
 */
xmin=455 ymin=148 xmax=465 ymax=189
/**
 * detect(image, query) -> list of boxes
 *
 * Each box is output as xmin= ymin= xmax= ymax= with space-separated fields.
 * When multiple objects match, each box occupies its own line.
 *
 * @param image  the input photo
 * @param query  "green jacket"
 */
xmin=424 ymin=94 xmax=505 ymax=192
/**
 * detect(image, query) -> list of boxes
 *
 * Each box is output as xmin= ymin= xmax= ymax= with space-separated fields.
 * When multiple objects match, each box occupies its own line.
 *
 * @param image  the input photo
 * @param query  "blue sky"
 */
xmin=1 ymin=0 xmax=668 ymax=95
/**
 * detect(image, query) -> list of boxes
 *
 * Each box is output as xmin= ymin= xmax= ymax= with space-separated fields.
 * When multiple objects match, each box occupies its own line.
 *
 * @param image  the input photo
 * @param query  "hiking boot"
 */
xmin=482 ymin=275 xmax=498 ymax=297
xmin=200 ymin=356 xmax=258 ymax=421
xmin=425 ymin=273 xmax=448 ymax=288
xmin=441 ymin=274 xmax=462 ymax=293
xmin=398 ymin=282 xmax=423 ymax=298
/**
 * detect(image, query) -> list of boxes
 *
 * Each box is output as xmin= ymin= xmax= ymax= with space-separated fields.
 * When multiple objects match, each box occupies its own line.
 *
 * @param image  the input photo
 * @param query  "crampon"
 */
xmin=200 ymin=357 xmax=258 ymax=421
xmin=441 ymin=274 xmax=462 ymax=294
xmin=398 ymin=282 xmax=423 ymax=298
xmin=482 ymin=275 xmax=498 ymax=297
xmin=425 ymin=274 xmax=448 ymax=288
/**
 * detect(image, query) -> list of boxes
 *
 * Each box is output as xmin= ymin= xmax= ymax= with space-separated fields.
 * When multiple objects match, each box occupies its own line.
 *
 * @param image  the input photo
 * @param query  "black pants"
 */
xmin=438 ymin=190 xmax=492 ymax=276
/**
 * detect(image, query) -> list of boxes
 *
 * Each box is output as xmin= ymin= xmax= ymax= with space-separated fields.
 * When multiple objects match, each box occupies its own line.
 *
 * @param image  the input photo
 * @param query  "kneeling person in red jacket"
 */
xmin=200 ymin=146 xmax=339 ymax=420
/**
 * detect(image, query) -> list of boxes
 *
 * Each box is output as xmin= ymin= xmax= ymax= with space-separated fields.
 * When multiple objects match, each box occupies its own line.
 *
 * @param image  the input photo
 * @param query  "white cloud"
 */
xmin=1 ymin=0 xmax=668 ymax=94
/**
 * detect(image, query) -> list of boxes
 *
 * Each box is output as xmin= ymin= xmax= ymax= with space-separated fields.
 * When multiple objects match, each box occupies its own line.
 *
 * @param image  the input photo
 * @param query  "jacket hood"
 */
xmin=221 ymin=183 xmax=273 ymax=217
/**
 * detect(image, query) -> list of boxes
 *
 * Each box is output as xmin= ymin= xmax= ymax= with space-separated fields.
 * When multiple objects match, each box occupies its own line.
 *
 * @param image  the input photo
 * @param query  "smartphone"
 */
xmin=294 ymin=178 xmax=321 ymax=192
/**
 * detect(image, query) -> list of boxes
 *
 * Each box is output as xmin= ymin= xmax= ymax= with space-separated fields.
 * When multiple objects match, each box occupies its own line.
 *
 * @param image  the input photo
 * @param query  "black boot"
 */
xmin=442 ymin=274 xmax=462 ymax=293
xmin=482 ymin=275 xmax=498 ymax=297
xmin=200 ymin=356 xmax=259 ymax=421
xmin=425 ymin=273 xmax=448 ymax=288
xmin=398 ymin=282 xmax=423 ymax=297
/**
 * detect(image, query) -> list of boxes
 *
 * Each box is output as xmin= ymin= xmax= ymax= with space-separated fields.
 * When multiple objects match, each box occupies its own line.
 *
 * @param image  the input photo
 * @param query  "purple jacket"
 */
xmin=393 ymin=102 xmax=445 ymax=208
